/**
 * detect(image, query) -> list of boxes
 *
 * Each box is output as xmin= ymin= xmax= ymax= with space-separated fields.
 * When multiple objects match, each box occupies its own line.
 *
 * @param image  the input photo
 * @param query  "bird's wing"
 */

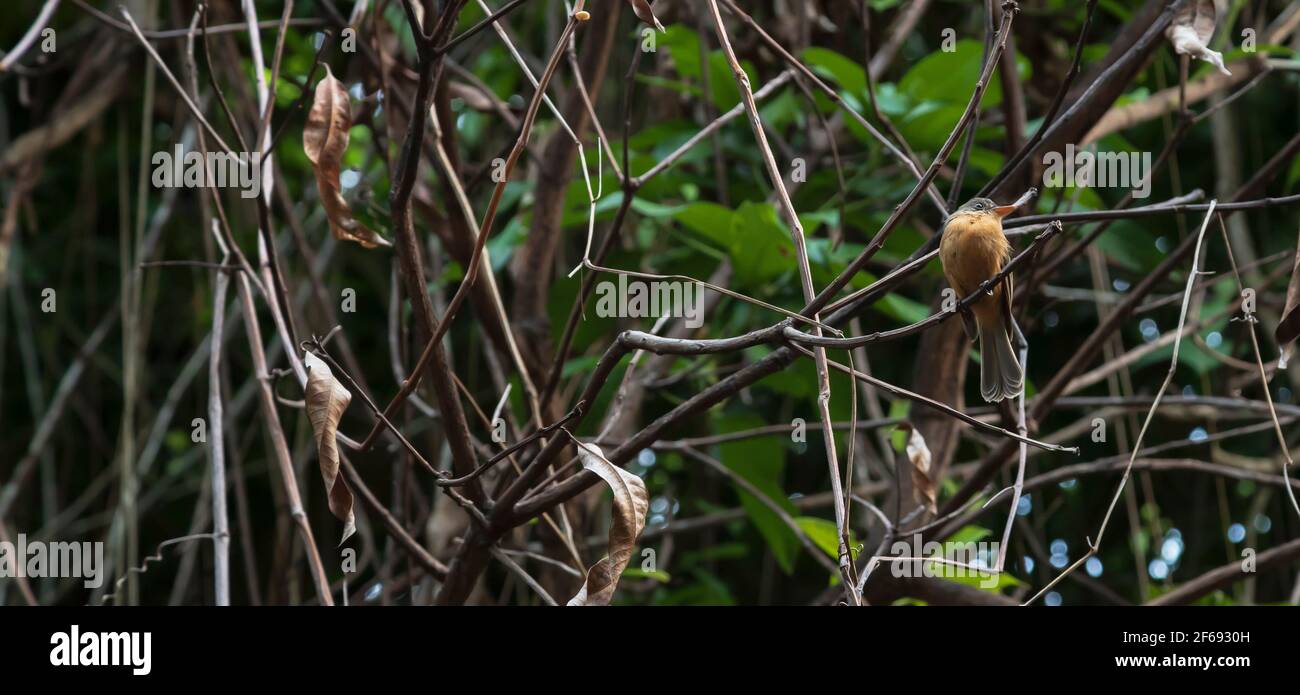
xmin=959 ymin=306 xmax=977 ymax=341
xmin=1000 ymin=265 xmax=1016 ymax=338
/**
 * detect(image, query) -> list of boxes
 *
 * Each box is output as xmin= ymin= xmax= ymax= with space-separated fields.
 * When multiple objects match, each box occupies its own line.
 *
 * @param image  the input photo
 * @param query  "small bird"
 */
xmin=939 ymin=197 xmax=1024 ymax=403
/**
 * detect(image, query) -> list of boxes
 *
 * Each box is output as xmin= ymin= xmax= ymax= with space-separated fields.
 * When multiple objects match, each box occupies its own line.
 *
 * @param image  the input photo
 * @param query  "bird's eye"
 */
xmin=973 ymin=202 xmax=983 ymax=210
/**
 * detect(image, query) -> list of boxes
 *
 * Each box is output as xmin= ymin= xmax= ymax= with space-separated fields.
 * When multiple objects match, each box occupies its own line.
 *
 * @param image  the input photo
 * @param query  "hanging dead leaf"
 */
xmin=567 ymin=442 xmax=649 ymax=606
xmin=304 ymin=66 xmax=390 ymax=249
xmin=626 ymin=0 xmax=665 ymax=33
xmin=900 ymin=423 xmax=936 ymax=515
xmin=1165 ymin=0 xmax=1230 ymax=76
xmin=304 ymin=352 xmax=356 ymax=544
xmin=1276 ymin=230 xmax=1300 ymax=347
xmin=1278 ymin=299 xmax=1300 ymax=349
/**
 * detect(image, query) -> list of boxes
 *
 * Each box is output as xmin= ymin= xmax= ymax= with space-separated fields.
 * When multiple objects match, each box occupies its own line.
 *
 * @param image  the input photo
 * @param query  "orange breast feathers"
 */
xmin=939 ymin=212 xmax=1012 ymax=320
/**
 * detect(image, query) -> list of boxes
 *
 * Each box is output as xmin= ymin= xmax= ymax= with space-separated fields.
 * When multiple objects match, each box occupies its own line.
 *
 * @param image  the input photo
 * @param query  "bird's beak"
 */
xmin=993 ymin=204 xmax=1018 ymax=219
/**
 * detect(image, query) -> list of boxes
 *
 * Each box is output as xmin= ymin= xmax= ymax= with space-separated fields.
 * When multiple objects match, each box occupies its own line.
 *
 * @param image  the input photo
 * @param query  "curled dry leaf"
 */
xmin=1165 ymin=0 xmax=1230 ymax=76
xmin=902 ymin=424 xmax=936 ymax=516
xmin=1276 ymin=230 xmax=1300 ymax=348
xmin=304 ymin=352 xmax=356 ymax=544
xmin=304 ymin=66 xmax=391 ymax=249
xmin=627 ymin=0 xmax=666 ymax=33
xmin=567 ymin=442 xmax=649 ymax=606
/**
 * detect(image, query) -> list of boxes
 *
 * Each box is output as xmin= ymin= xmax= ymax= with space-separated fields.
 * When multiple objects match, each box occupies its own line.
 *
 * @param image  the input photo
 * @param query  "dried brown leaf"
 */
xmin=567 ymin=442 xmax=649 ymax=606
xmin=1165 ymin=0 xmax=1230 ymax=76
xmin=304 ymin=352 xmax=356 ymax=544
xmin=904 ymin=424 xmax=936 ymax=515
xmin=1277 ymin=233 xmax=1300 ymax=347
xmin=626 ymin=0 xmax=665 ymax=33
xmin=304 ymin=67 xmax=390 ymax=249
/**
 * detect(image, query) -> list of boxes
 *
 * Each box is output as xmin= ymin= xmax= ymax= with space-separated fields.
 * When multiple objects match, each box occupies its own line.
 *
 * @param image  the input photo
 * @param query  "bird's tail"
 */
xmin=978 ymin=314 xmax=1024 ymax=403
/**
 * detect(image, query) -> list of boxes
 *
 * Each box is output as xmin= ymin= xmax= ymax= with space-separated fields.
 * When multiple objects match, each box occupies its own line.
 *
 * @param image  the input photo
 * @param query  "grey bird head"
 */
xmin=954 ymin=197 xmax=1017 ymax=219
xmin=957 ymin=197 xmax=996 ymax=213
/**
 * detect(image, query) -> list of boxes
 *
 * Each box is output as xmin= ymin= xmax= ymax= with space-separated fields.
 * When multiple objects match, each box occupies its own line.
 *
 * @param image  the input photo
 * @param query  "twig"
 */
xmin=785 ymin=221 xmax=1062 ymax=348
xmin=0 ymin=0 xmax=61 ymax=73
xmin=99 ymin=534 xmax=217 ymax=605
xmin=720 ymin=0 xmax=948 ymax=217
xmin=787 ymin=343 xmax=1076 ymax=455
xmin=805 ymin=1 xmax=1019 ymax=316
xmin=1215 ymin=214 xmax=1300 ymax=519
xmin=490 ymin=546 xmax=558 ymax=605
xmin=707 ymin=0 xmax=858 ymax=601
xmin=118 ymin=8 xmax=239 ymax=156
xmin=1147 ymin=536 xmax=1300 ymax=606
xmin=1025 ymin=201 xmax=1217 ymax=606
xmin=72 ymin=0 xmax=324 ymax=40
xmin=362 ymin=2 xmax=583 ymax=451
xmin=208 ymin=245 xmax=232 ymax=606
xmin=673 ymin=446 xmax=839 ymax=576
xmin=980 ymin=0 xmax=1098 ymax=196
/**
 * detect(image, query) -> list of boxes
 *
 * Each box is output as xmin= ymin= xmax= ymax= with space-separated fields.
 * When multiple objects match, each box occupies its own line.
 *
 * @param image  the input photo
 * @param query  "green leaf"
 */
xmin=674 ymin=201 xmax=734 ymax=247
xmin=926 ymin=560 xmax=1022 ymax=591
xmin=621 ymin=567 xmax=671 ymax=583
xmin=1095 ymin=223 xmax=1159 ymax=272
xmin=630 ymin=197 xmax=688 ymax=219
xmin=876 ymin=292 xmax=930 ymax=325
xmin=947 ymin=525 xmax=992 ymax=545
xmin=656 ymin=569 xmax=736 ymax=605
xmin=674 ymin=201 xmax=795 ymax=286
xmin=899 ymin=40 xmax=1030 ymax=108
xmin=716 ymin=413 xmax=800 ymax=574
xmin=729 ymin=202 xmax=796 ymax=285
xmin=965 ymin=147 xmax=1005 ymax=176
xmin=1136 ymin=340 xmax=1220 ymax=376
xmin=888 ymin=400 xmax=911 ymax=450
xmin=659 ymin=24 xmax=754 ymax=111
xmin=1286 ymin=154 xmax=1300 ymax=192
xmin=802 ymin=47 xmax=866 ymax=96
xmin=796 ymin=516 xmax=858 ymax=561
xmin=899 ymin=102 xmax=969 ymax=152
